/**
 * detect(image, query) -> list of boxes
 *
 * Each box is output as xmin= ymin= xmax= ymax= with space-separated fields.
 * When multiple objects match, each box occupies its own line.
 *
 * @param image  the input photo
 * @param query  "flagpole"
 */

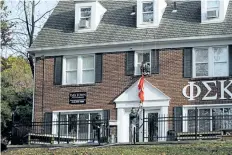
xmin=138 ymin=74 xmax=145 ymax=143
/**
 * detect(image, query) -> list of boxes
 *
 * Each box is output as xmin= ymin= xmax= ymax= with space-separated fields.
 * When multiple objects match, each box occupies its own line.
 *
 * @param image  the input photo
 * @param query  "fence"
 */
xmin=11 ymin=113 xmax=232 ymax=145
xmin=11 ymin=118 xmax=110 ymax=145
xmin=140 ymin=114 xmax=232 ymax=143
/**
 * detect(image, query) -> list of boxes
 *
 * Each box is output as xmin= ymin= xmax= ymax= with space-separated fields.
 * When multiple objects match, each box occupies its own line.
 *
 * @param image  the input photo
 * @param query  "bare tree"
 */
xmin=9 ymin=0 xmax=56 ymax=76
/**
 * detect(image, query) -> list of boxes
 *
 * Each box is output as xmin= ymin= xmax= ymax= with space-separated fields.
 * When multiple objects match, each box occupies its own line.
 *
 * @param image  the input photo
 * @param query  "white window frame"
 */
xmin=182 ymin=104 xmax=232 ymax=132
xmin=53 ymin=110 xmax=103 ymax=142
xmin=206 ymin=0 xmax=220 ymax=19
xmin=63 ymin=54 xmax=95 ymax=85
xmin=142 ymin=1 xmax=154 ymax=24
xmin=134 ymin=50 xmax=152 ymax=75
xmin=192 ymin=46 xmax=229 ymax=78
xmin=79 ymin=7 xmax=92 ymax=29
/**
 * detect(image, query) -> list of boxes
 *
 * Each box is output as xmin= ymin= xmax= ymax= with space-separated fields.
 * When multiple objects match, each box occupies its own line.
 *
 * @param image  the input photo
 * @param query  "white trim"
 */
xmin=62 ymin=54 xmax=95 ymax=85
xmin=134 ymin=50 xmax=151 ymax=75
xmin=53 ymin=109 xmax=103 ymax=113
xmin=109 ymin=120 xmax=117 ymax=126
xmin=183 ymin=103 xmax=232 ymax=108
xmin=192 ymin=46 xmax=229 ymax=78
xmin=114 ymin=79 xmax=170 ymax=104
xmin=182 ymin=104 xmax=232 ymax=132
xmin=201 ymin=0 xmax=229 ymax=24
xmin=52 ymin=109 xmax=104 ymax=142
xmin=141 ymin=1 xmax=154 ymax=24
xmin=28 ymin=35 xmax=232 ymax=54
xmin=75 ymin=3 xmax=95 ymax=32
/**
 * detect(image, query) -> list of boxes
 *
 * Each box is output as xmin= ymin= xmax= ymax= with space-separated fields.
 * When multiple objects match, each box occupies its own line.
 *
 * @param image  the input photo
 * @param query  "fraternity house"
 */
xmin=28 ymin=0 xmax=232 ymax=143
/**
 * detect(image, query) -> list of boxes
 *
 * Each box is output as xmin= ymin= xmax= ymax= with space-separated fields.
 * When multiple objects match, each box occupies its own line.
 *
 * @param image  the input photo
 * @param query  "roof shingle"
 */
xmin=31 ymin=0 xmax=232 ymax=48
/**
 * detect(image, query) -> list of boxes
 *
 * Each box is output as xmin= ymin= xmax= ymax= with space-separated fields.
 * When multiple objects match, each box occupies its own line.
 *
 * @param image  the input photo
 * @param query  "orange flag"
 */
xmin=138 ymin=75 xmax=144 ymax=103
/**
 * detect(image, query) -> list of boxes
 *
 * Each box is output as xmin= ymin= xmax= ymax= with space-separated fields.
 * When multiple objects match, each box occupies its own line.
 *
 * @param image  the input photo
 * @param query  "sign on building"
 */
xmin=182 ymin=80 xmax=232 ymax=101
xmin=69 ymin=92 xmax=87 ymax=104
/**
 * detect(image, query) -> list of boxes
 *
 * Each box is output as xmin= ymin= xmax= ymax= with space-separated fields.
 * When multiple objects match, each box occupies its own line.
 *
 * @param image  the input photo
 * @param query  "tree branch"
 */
xmin=23 ymin=0 xmax=31 ymax=40
xmin=29 ymin=0 xmax=35 ymax=47
xmin=35 ymin=0 xmax=41 ymax=6
xmin=34 ymin=7 xmax=54 ymax=23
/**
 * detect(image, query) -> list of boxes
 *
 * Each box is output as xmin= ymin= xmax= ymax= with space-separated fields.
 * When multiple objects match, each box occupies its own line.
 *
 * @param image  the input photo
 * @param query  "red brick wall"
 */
xmin=34 ymin=49 xmax=231 ymax=121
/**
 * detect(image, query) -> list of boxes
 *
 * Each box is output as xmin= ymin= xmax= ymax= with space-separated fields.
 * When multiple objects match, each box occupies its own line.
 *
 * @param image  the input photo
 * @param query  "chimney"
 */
xmin=172 ymin=2 xmax=177 ymax=13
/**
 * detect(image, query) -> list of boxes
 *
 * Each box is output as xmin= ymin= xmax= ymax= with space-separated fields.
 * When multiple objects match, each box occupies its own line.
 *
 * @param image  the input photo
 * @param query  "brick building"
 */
xmin=28 ymin=0 xmax=232 ymax=143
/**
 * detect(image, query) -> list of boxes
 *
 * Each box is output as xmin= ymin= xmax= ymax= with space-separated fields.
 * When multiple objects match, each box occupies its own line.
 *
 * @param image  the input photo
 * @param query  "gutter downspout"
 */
xmin=31 ymin=54 xmax=35 ymax=122
xmin=41 ymin=55 xmax=45 ymax=121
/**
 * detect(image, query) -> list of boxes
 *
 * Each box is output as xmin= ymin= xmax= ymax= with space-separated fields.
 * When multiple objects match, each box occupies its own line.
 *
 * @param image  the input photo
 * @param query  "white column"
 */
xmin=159 ymin=106 xmax=169 ymax=141
xmin=117 ymin=108 xmax=129 ymax=143
xmin=52 ymin=112 xmax=58 ymax=135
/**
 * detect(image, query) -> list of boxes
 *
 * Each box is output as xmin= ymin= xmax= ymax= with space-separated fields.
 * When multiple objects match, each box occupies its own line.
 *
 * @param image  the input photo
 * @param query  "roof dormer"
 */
xmin=201 ymin=0 xmax=229 ymax=24
xmin=74 ymin=0 xmax=106 ymax=33
xmin=136 ymin=0 xmax=167 ymax=28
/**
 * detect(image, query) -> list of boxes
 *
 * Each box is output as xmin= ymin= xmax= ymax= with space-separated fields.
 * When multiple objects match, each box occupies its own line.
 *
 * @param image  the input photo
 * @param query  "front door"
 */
xmin=144 ymin=110 xmax=159 ymax=142
xmin=148 ymin=113 xmax=158 ymax=141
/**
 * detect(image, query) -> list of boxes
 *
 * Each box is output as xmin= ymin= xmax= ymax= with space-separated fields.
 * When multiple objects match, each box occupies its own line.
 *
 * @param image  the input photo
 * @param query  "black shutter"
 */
xmin=95 ymin=53 xmax=103 ymax=83
xmin=44 ymin=112 xmax=53 ymax=134
xmin=183 ymin=48 xmax=192 ymax=78
xmin=103 ymin=110 xmax=110 ymax=121
xmin=125 ymin=51 xmax=134 ymax=76
xmin=54 ymin=56 xmax=63 ymax=85
xmin=173 ymin=106 xmax=182 ymax=132
xmin=229 ymin=45 xmax=232 ymax=76
xmin=151 ymin=50 xmax=159 ymax=74
xmin=103 ymin=110 xmax=110 ymax=139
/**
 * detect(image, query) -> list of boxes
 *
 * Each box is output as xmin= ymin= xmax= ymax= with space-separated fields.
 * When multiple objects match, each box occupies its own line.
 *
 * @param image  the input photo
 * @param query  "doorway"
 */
xmin=147 ymin=112 xmax=159 ymax=142
xmin=144 ymin=110 xmax=159 ymax=142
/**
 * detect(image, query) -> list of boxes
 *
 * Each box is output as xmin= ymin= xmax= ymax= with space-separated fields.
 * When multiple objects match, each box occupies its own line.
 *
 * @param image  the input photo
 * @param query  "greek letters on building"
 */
xmin=29 ymin=0 xmax=232 ymax=143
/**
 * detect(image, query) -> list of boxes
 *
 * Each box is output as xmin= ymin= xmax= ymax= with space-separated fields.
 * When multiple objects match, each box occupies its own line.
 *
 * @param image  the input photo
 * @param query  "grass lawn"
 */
xmin=3 ymin=141 xmax=232 ymax=155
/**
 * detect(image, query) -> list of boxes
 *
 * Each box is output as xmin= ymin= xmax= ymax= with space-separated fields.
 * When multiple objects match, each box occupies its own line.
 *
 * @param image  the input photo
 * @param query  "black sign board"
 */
xmin=69 ymin=92 xmax=87 ymax=104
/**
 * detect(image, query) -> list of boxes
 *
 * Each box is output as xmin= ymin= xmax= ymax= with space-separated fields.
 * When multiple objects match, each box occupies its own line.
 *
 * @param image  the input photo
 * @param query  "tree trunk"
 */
xmin=28 ymin=55 xmax=34 ymax=77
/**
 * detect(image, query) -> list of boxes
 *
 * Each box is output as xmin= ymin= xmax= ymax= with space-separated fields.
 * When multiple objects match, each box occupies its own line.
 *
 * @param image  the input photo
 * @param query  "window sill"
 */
xmin=58 ymin=83 xmax=97 ymax=88
xmin=190 ymin=76 xmax=231 ymax=81
xmin=132 ymin=74 xmax=153 ymax=77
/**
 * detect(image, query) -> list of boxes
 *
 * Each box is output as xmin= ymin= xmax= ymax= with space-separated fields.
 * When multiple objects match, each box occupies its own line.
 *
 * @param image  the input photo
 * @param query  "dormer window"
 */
xmin=136 ymin=0 xmax=167 ymax=28
xmin=79 ymin=7 xmax=91 ymax=29
xmin=74 ymin=1 xmax=107 ymax=32
xmin=207 ymin=0 xmax=219 ymax=19
xmin=142 ymin=2 xmax=153 ymax=23
xmin=201 ymin=0 xmax=229 ymax=24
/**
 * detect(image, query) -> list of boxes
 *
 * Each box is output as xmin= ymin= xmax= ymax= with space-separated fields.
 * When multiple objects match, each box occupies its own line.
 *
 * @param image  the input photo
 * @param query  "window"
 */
xmin=66 ymin=58 xmax=78 ymax=84
xmin=135 ymin=51 xmax=151 ymax=75
xmin=207 ymin=0 xmax=219 ymax=19
xmin=194 ymin=48 xmax=209 ymax=77
xmin=82 ymin=55 xmax=95 ymax=84
xmin=186 ymin=106 xmax=232 ymax=132
xmin=64 ymin=55 xmax=95 ymax=85
xmin=79 ymin=7 xmax=91 ymax=28
xmin=193 ymin=46 xmax=228 ymax=78
xmin=142 ymin=2 xmax=153 ymax=23
xmin=55 ymin=112 xmax=101 ymax=142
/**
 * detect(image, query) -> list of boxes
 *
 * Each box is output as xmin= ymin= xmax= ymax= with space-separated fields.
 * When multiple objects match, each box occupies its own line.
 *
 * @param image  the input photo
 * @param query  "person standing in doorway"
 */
xmin=129 ymin=107 xmax=140 ymax=143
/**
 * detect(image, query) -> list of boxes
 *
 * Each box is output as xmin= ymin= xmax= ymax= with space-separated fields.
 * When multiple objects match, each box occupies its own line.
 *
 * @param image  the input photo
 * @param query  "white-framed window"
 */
xmin=134 ymin=50 xmax=151 ymax=75
xmin=192 ymin=46 xmax=228 ymax=78
xmin=206 ymin=0 xmax=219 ymax=19
xmin=63 ymin=55 xmax=95 ymax=85
xmin=79 ymin=7 xmax=91 ymax=29
xmin=142 ymin=2 xmax=154 ymax=23
xmin=183 ymin=105 xmax=232 ymax=132
xmin=54 ymin=111 xmax=102 ymax=142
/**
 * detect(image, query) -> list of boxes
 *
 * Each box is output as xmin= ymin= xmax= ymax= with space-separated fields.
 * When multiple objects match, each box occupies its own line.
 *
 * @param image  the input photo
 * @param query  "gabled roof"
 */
xmin=31 ymin=0 xmax=232 ymax=49
xmin=114 ymin=79 xmax=170 ymax=103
